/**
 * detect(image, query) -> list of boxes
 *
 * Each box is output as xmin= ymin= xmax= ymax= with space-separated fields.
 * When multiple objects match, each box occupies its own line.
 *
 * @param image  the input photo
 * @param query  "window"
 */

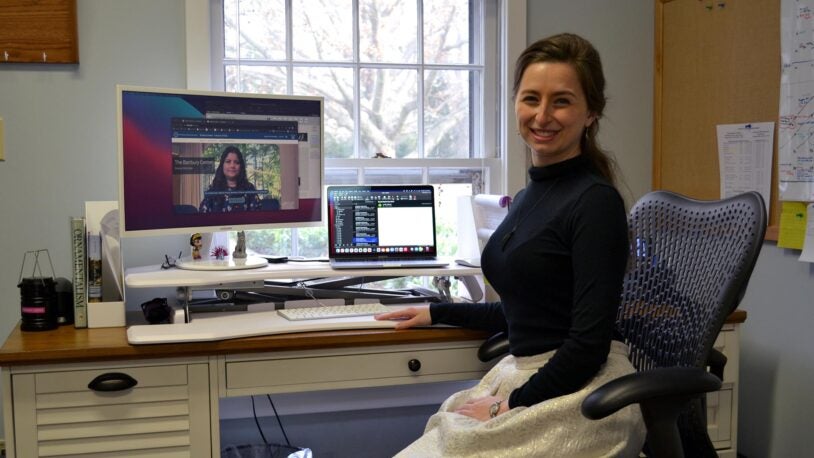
xmin=203 ymin=0 xmax=507 ymax=259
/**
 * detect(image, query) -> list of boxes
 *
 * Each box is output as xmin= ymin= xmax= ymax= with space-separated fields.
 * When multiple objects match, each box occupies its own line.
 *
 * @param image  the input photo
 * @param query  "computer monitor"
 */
xmin=117 ymin=85 xmax=324 ymax=270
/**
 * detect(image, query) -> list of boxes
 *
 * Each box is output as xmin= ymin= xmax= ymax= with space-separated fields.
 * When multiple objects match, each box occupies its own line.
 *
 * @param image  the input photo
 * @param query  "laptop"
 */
xmin=327 ymin=185 xmax=449 ymax=269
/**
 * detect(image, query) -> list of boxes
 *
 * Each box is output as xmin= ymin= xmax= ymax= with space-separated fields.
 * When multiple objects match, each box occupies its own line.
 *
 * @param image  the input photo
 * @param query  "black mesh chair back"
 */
xmin=614 ymin=190 xmax=766 ymax=456
xmin=619 ymin=190 xmax=765 ymax=373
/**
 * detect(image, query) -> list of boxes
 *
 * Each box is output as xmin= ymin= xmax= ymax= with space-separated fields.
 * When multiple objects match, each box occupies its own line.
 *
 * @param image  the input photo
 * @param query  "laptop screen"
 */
xmin=327 ymin=185 xmax=438 ymax=260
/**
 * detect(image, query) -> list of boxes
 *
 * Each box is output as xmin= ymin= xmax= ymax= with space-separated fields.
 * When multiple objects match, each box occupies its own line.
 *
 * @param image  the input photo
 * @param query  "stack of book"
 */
xmin=70 ymin=201 xmax=124 ymax=328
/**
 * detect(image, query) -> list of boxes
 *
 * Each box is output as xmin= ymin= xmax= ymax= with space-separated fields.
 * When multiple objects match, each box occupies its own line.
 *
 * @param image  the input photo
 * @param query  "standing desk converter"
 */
xmin=1 ymin=261 xmax=495 ymax=457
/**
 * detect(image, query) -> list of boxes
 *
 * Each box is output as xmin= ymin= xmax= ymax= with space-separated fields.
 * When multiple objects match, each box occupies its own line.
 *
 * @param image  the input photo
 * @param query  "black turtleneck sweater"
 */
xmin=430 ymin=154 xmax=628 ymax=408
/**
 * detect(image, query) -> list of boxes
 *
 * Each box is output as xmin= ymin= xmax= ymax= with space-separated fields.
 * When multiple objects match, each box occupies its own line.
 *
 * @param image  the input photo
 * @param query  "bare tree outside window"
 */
xmin=218 ymin=0 xmax=497 ymax=261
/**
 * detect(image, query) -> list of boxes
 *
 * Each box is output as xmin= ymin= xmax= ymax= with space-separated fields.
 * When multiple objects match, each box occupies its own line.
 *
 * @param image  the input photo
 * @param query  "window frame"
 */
xmin=184 ymin=0 xmax=526 ymax=196
xmin=183 ymin=0 xmax=526 ymax=258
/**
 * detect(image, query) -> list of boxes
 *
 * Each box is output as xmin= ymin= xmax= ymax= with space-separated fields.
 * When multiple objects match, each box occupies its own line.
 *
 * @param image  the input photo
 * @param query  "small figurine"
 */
xmin=211 ymin=245 xmax=229 ymax=260
xmin=190 ymin=233 xmax=203 ymax=260
xmin=233 ymin=231 xmax=247 ymax=259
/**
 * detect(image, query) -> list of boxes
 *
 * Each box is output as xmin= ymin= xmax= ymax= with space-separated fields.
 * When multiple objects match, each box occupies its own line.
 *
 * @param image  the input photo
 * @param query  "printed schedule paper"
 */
xmin=716 ymin=122 xmax=774 ymax=207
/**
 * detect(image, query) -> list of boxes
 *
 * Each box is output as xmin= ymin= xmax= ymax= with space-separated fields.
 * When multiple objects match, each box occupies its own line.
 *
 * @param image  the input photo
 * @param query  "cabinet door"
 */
xmin=707 ymin=325 xmax=739 ymax=453
xmin=11 ymin=363 xmax=211 ymax=457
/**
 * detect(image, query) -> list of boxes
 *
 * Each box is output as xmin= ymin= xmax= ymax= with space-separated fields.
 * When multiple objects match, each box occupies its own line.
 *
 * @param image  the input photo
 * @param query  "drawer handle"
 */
xmin=88 ymin=372 xmax=138 ymax=392
xmin=408 ymin=359 xmax=422 ymax=372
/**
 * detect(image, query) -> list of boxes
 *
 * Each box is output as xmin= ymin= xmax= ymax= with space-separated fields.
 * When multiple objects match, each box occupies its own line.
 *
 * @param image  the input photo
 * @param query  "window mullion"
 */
xmin=286 ymin=0 xmax=294 ymax=94
xmin=417 ymin=0 xmax=425 ymax=160
xmin=353 ymin=0 xmax=361 ymax=163
xmin=236 ymin=0 xmax=242 ymax=92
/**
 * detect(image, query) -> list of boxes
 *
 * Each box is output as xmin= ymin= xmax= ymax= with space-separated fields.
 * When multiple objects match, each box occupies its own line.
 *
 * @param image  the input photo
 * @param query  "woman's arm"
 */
xmin=375 ymin=302 xmax=507 ymax=333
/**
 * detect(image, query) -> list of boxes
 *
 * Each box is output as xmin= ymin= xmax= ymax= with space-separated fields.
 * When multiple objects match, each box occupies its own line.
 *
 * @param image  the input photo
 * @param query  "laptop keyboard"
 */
xmin=277 ymin=303 xmax=392 ymax=321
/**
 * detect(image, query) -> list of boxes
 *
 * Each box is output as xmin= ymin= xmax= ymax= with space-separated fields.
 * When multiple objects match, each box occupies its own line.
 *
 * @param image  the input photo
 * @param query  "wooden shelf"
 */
xmin=0 ymin=0 xmax=78 ymax=64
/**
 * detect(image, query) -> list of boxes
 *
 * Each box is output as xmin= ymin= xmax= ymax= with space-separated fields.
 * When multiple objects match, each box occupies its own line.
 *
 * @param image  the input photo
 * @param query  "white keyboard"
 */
xmin=277 ymin=303 xmax=392 ymax=321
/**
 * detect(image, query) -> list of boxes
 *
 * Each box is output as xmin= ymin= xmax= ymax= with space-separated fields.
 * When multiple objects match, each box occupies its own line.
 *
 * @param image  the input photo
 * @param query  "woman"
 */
xmin=376 ymin=33 xmax=645 ymax=457
xmin=199 ymin=146 xmax=261 ymax=213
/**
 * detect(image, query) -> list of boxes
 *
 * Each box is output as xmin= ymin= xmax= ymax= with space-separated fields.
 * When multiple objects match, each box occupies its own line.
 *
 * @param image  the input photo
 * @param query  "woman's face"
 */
xmin=222 ymin=152 xmax=242 ymax=182
xmin=514 ymin=62 xmax=594 ymax=167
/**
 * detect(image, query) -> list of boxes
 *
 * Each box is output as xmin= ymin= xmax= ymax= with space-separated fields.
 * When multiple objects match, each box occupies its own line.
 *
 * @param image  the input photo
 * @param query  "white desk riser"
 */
xmin=124 ymin=258 xmax=480 ymax=289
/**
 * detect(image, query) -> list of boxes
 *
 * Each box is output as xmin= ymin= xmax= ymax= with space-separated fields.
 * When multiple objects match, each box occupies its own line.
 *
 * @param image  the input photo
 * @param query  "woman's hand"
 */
xmin=374 ymin=306 xmax=432 ymax=330
xmin=453 ymin=395 xmax=508 ymax=421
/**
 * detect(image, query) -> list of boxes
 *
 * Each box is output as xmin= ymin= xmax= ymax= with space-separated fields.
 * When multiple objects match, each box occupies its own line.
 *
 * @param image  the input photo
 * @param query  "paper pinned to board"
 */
xmin=799 ymin=203 xmax=814 ymax=263
xmin=716 ymin=122 xmax=774 ymax=207
xmin=777 ymin=201 xmax=808 ymax=250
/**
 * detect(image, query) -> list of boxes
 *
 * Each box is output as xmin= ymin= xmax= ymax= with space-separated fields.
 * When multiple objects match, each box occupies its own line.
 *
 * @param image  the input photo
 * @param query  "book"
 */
xmin=86 ymin=232 xmax=102 ymax=303
xmin=70 ymin=216 xmax=87 ymax=328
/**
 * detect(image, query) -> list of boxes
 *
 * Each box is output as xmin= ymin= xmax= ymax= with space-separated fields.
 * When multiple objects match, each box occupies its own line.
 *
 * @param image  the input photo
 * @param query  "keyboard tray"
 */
xmin=127 ymin=304 xmax=415 ymax=345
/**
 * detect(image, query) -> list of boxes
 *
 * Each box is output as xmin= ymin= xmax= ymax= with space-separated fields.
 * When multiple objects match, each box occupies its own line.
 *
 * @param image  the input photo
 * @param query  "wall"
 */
xmin=0 ymin=0 xmax=188 ymax=439
xmin=526 ymin=0 xmax=655 ymax=206
xmin=737 ymin=246 xmax=814 ymax=457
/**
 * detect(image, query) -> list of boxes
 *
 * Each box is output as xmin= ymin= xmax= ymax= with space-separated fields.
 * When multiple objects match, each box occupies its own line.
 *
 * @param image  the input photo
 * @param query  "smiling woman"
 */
xmin=376 ymin=33 xmax=645 ymax=457
xmin=199 ymin=146 xmax=262 ymax=213
xmin=514 ymin=62 xmax=595 ymax=167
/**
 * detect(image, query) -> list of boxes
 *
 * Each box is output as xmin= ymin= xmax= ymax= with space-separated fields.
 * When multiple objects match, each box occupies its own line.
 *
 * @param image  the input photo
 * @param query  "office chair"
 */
xmin=261 ymin=197 xmax=281 ymax=211
xmin=478 ymin=190 xmax=767 ymax=458
xmin=174 ymin=204 xmax=199 ymax=214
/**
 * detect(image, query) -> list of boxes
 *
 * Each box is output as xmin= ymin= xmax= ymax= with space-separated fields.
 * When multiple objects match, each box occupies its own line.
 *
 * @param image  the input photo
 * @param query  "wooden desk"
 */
xmin=0 ymin=312 xmax=746 ymax=458
xmin=1 ymin=324 xmax=491 ymax=457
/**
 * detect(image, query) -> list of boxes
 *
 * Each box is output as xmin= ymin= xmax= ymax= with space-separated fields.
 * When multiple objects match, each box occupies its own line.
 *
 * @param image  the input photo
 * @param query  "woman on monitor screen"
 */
xmin=199 ymin=146 xmax=262 ymax=213
xmin=376 ymin=33 xmax=645 ymax=456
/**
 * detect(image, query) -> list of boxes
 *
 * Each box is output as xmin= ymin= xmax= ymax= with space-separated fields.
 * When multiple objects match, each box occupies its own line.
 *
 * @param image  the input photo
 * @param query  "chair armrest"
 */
xmin=581 ymin=366 xmax=721 ymax=420
xmin=477 ymin=332 xmax=510 ymax=362
xmin=706 ymin=348 xmax=727 ymax=380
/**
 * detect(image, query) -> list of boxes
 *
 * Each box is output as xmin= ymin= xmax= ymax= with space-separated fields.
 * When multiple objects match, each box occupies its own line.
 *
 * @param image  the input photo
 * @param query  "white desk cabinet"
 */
xmin=1 ymin=314 xmax=744 ymax=457
xmin=1 ymin=325 xmax=493 ymax=457
xmin=4 ymin=358 xmax=213 ymax=457
xmin=708 ymin=322 xmax=741 ymax=457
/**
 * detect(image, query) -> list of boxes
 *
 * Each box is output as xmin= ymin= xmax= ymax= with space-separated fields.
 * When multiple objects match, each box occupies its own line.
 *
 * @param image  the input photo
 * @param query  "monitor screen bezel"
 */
xmin=117 ymin=85 xmax=325 ymax=238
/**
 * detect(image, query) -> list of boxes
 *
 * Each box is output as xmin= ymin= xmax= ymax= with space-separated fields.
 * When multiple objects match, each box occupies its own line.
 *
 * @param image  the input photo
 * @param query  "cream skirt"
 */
xmin=395 ymin=341 xmax=646 ymax=458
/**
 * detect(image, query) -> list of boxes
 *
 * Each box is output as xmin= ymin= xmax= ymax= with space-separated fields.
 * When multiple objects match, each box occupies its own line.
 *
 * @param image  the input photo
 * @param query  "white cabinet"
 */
xmin=0 ymin=318 xmax=743 ymax=457
xmin=708 ymin=323 xmax=741 ymax=457
xmin=5 ymin=358 xmax=212 ymax=458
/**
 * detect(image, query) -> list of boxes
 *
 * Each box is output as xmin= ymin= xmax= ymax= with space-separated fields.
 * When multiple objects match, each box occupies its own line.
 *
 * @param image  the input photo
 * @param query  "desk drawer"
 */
xmin=224 ymin=344 xmax=492 ymax=394
xmin=10 ymin=362 xmax=212 ymax=457
xmin=34 ymin=365 xmax=189 ymax=395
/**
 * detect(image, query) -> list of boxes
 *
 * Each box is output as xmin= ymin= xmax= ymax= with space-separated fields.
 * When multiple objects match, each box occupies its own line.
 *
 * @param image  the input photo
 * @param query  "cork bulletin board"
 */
xmin=654 ymin=0 xmax=781 ymax=239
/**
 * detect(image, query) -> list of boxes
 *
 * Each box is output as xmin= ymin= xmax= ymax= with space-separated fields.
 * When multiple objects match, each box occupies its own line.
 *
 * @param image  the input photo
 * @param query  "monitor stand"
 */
xmin=175 ymin=256 xmax=268 ymax=271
